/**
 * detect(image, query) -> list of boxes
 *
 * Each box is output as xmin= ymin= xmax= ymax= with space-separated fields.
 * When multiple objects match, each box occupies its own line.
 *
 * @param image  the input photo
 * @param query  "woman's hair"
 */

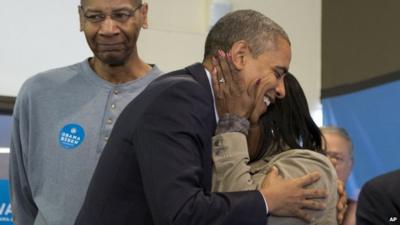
xmin=256 ymin=73 xmax=323 ymax=159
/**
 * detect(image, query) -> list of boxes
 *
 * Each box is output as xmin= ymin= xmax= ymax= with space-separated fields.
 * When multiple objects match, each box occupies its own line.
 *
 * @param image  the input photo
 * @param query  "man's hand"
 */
xmin=336 ymin=179 xmax=348 ymax=225
xmin=259 ymin=167 xmax=328 ymax=222
xmin=211 ymin=50 xmax=257 ymax=118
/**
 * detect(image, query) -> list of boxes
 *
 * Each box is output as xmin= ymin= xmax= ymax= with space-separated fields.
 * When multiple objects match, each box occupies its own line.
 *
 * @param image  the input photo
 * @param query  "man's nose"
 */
xmin=275 ymin=77 xmax=286 ymax=99
xmin=99 ymin=17 xmax=120 ymax=36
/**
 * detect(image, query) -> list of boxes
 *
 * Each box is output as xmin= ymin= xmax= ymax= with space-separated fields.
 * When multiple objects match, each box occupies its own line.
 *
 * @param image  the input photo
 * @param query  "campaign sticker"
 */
xmin=59 ymin=124 xmax=85 ymax=150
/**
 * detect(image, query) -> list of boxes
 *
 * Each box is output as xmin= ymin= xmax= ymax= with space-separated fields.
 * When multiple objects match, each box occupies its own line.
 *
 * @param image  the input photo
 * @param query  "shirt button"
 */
xmin=107 ymin=118 xmax=113 ymax=124
xmin=113 ymin=90 xmax=119 ymax=95
xmin=104 ymin=136 xmax=109 ymax=141
xmin=111 ymin=104 xmax=116 ymax=109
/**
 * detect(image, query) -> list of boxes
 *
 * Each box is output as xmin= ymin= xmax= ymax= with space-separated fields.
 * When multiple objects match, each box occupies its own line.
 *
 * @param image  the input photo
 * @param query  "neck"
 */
xmin=90 ymin=52 xmax=151 ymax=84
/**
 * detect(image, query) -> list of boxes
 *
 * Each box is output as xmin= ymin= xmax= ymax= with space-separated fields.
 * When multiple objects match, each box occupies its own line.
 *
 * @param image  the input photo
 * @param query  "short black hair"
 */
xmin=204 ymin=9 xmax=289 ymax=60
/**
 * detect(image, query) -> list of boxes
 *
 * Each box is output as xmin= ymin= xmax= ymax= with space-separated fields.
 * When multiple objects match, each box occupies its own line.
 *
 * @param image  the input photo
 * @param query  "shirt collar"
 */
xmin=204 ymin=68 xmax=219 ymax=122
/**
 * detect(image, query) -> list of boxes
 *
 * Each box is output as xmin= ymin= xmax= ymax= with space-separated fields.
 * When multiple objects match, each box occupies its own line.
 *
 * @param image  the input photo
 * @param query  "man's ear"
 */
xmin=229 ymin=40 xmax=251 ymax=70
xmin=140 ymin=3 xmax=149 ymax=29
xmin=78 ymin=6 xmax=84 ymax=31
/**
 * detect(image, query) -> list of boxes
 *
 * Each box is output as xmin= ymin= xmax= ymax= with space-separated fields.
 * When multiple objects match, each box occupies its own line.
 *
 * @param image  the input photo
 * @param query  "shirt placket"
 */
xmin=98 ymin=88 xmax=120 ymax=152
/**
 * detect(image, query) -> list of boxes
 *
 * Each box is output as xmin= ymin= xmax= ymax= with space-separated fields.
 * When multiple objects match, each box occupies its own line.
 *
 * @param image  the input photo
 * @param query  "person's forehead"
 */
xmin=83 ymin=0 xmax=136 ymax=9
xmin=260 ymin=42 xmax=291 ymax=69
xmin=325 ymin=133 xmax=351 ymax=152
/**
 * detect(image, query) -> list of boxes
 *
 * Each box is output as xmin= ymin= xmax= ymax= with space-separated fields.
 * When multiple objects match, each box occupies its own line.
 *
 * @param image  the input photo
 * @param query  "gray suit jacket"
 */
xmin=357 ymin=169 xmax=400 ymax=225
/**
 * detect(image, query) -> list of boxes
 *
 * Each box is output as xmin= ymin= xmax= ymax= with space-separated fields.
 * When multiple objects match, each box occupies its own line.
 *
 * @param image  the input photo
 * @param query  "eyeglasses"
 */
xmin=80 ymin=4 xmax=142 ymax=23
xmin=326 ymin=152 xmax=347 ymax=163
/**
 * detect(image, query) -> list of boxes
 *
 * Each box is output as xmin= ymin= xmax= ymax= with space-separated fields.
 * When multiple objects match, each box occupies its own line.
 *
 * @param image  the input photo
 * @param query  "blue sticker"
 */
xmin=0 ymin=180 xmax=12 ymax=224
xmin=59 ymin=124 xmax=85 ymax=150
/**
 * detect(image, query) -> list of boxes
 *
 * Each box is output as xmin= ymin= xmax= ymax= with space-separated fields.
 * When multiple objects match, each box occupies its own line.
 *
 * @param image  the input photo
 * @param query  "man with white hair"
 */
xmin=322 ymin=126 xmax=355 ymax=225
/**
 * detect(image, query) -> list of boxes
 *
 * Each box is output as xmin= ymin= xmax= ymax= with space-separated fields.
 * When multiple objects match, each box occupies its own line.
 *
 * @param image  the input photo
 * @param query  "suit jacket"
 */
xmin=74 ymin=63 xmax=267 ymax=225
xmin=356 ymin=169 xmax=400 ymax=225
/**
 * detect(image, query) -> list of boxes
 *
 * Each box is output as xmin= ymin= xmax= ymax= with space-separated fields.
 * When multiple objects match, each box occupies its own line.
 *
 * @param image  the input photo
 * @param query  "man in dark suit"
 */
xmin=74 ymin=9 xmax=328 ymax=225
xmin=356 ymin=169 xmax=400 ymax=225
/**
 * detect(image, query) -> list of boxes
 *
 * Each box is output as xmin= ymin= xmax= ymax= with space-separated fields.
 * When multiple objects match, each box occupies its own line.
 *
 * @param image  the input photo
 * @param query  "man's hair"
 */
xmin=80 ymin=0 xmax=142 ymax=7
xmin=204 ymin=9 xmax=290 ymax=59
xmin=321 ymin=126 xmax=354 ymax=160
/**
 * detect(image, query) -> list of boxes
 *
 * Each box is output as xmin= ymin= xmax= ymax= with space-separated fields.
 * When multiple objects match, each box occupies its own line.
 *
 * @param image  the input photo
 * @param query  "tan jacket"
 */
xmin=212 ymin=132 xmax=338 ymax=225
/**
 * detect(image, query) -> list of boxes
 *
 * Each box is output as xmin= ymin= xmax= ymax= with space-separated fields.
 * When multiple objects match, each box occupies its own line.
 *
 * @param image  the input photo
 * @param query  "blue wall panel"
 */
xmin=0 ymin=180 xmax=12 ymax=224
xmin=322 ymin=79 xmax=400 ymax=199
xmin=0 ymin=115 xmax=13 ymax=224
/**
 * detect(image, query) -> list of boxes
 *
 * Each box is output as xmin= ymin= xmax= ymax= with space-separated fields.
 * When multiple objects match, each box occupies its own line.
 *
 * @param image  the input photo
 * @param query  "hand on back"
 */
xmin=260 ymin=167 xmax=328 ymax=222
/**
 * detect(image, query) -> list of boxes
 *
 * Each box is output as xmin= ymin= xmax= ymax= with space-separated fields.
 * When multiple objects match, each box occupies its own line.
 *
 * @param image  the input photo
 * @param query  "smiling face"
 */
xmin=241 ymin=36 xmax=291 ymax=107
xmin=79 ymin=0 xmax=148 ymax=66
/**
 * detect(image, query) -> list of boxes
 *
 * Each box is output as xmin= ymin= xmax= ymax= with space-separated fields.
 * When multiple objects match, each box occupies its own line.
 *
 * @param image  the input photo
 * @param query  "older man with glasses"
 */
xmin=321 ymin=126 xmax=356 ymax=225
xmin=9 ymin=0 xmax=162 ymax=225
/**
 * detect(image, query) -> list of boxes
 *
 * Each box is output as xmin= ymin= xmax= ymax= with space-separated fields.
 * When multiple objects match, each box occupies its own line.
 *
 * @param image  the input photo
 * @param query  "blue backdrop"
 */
xmin=0 ymin=114 xmax=13 ymax=224
xmin=0 ymin=180 xmax=12 ymax=224
xmin=322 ymin=79 xmax=400 ymax=199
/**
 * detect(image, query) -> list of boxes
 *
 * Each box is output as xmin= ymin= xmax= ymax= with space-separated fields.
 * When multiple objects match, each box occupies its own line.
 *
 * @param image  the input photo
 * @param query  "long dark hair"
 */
xmin=256 ymin=73 xmax=323 ymax=159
